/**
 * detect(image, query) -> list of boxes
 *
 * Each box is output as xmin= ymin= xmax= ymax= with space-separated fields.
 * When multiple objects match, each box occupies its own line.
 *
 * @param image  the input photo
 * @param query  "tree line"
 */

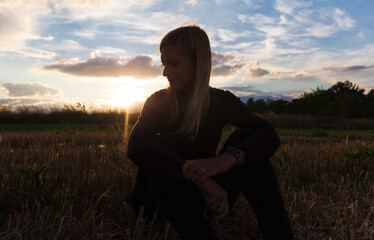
xmin=247 ymin=81 xmax=374 ymax=118
xmin=0 ymin=80 xmax=373 ymax=126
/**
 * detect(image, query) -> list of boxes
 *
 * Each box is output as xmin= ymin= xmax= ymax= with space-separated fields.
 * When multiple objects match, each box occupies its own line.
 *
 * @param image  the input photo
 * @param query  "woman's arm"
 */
xmin=220 ymin=90 xmax=281 ymax=162
xmin=197 ymin=177 xmax=229 ymax=219
xmin=182 ymin=89 xmax=280 ymax=184
xmin=127 ymin=92 xmax=185 ymax=180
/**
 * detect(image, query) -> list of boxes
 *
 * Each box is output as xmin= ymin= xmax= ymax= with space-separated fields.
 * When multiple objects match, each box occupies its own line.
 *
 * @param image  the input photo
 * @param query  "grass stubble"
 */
xmin=0 ymin=129 xmax=373 ymax=239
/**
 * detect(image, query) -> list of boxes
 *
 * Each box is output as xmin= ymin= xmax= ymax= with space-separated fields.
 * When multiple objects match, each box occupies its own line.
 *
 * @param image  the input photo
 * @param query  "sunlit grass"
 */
xmin=0 ymin=130 xmax=373 ymax=239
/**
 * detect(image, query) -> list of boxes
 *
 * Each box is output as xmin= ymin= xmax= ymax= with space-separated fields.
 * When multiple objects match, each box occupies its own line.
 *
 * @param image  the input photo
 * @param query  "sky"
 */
xmin=0 ymin=0 xmax=373 ymax=110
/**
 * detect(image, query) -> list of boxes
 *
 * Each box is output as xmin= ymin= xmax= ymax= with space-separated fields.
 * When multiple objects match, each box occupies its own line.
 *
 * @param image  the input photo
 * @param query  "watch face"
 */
xmin=232 ymin=148 xmax=241 ymax=155
xmin=227 ymin=146 xmax=242 ymax=156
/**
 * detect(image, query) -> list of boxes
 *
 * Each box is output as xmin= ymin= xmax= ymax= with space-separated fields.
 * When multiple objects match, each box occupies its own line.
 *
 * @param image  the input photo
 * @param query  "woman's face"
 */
xmin=161 ymin=45 xmax=195 ymax=92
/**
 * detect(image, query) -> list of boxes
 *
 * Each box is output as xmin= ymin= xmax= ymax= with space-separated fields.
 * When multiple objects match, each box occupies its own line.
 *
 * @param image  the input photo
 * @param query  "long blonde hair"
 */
xmin=159 ymin=24 xmax=212 ymax=138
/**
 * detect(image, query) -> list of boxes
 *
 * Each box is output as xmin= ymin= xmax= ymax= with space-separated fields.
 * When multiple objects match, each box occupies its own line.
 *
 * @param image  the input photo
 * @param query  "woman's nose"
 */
xmin=163 ymin=65 xmax=169 ymax=77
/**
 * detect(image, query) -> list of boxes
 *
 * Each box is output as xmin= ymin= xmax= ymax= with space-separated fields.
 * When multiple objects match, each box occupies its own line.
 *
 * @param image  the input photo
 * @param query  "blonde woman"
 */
xmin=127 ymin=24 xmax=294 ymax=240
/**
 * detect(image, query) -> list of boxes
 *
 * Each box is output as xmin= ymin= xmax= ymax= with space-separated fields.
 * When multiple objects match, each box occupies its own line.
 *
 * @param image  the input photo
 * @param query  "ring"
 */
xmin=199 ymin=168 xmax=206 ymax=174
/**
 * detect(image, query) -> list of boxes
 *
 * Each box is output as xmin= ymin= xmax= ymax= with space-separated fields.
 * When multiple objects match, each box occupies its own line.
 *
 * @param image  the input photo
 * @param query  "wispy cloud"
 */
xmin=238 ymin=13 xmax=276 ymax=25
xmin=43 ymin=55 xmax=162 ymax=79
xmin=333 ymin=8 xmax=355 ymax=29
xmin=274 ymin=0 xmax=313 ymax=15
xmin=221 ymin=85 xmax=263 ymax=95
xmin=92 ymin=47 xmax=126 ymax=56
xmin=323 ymin=65 xmax=374 ymax=72
xmin=0 ymin=98 xmax=45 ymax=106
xmin=186 ymin=0 xmax=198 ymax=6
xmin=14 ymin=47 xmax=56 ymax=59
xmin=216 ymin=28 xmax=251 ymax=42
xmin=74 ymin=28 xmax=97 ymax=39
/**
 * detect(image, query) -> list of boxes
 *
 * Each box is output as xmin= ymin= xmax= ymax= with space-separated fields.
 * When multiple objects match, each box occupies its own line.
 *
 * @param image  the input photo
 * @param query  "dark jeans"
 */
xmin=131 ymin=129 xmax=294 ymax=240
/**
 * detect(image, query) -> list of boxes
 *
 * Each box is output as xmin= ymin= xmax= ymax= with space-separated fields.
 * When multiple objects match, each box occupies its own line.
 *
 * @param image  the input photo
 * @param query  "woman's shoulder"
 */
xmin=209 ymin=87 xmax=239 ymax=102
xmin=148 ymin=89 xmax=168 ymax=100
xmin=143 ymin=89 xmax=168 ymax=113
xmin=145 ymin=89 xmax=168 ymax=105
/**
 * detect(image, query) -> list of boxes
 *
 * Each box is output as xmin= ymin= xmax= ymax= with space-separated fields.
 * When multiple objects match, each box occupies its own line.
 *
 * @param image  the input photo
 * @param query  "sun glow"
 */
xmin=112 ymin=86 xmax=146 ymax=108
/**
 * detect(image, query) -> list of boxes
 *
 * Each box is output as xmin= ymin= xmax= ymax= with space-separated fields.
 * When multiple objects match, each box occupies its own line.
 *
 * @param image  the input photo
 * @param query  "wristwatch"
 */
xmin=226 ymin=146 xmax=245 ymax=165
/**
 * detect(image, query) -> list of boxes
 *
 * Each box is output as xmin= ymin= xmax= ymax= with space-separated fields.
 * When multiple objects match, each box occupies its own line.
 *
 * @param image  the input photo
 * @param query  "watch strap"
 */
xmin=226 ymin=146 xmax=245 ymax=165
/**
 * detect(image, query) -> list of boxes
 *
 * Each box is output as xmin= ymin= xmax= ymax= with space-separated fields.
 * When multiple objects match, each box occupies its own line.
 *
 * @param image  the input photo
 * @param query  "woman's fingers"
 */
xmin=213 ymin=200 xmax=229 ymax=219
xmin=182 ymin=160 xmax=193 ymax=175
xmin=183 ymin=160 xmax=211 ymax=184
xmin=191 ymin=168 xmax=204 ymax=183
xmin=208 ymin=194 xmax=229 ymax=220
xmin=196 ymin=174 xmax=209 ymax=186
xmin=184 ymin=156 xmax=234 ymax=184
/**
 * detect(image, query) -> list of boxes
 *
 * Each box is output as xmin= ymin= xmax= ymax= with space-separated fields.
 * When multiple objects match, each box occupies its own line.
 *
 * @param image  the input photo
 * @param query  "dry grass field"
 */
xmin=0 ymin=127 xmax=373 ymax=239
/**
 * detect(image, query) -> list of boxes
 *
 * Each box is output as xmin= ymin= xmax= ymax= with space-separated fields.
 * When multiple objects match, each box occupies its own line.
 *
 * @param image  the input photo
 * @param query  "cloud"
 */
xmin=0 ymin=9 xmax=34 ymax=51
xmin=74 ymin=27 xmax=97 ymax=39
xmin=242 ymin=0 xmax=263 ymax=9
xmin=44 ymin=55 xmax=163 ymax=79
xmin=222 ymin=85 xmax=262 ymax=93
xmin=214 ymin=28 xmax=253 ymax=44
xmin=14 ymin=46 xmax=56 ymax=59
xmin=292 ymin=69 xmax=315 ymax=78
xmin=186 ymin=0 xmax=198 ymax=6
xmin=212 ymin=51 xmax=235 ymax=66
xmin=0 ymin=1 xmax=51 ymax=13
xmin=212 ymin=64 xmax=245 ymax=77
xmin=37 ymin=40 xmax=88 ymax=55
xmin=248 ymin=62 xmax=270 ymax=78
xmin=0 ymin=98 xmax=43 ymax=106
xmin=333 ymin=8 xmax=355 ymax=29
xmin=220 ymin=85 xmax=265 ymax=97
xmin=211 ymin=51 xmax=246 ymax=76
xmin=49 ymin=0 xmax=159 ymax=20
xmin=238 ymin=13 xmax=276 ymax=25
xmin=91 ymin=47 xmax=126 ymax=56
xmin=0 ymin=3 xmax=55 ymax=53
xmin=250 ymin=68 xmax=270 ymax=78
xmin=274 ymin=0 xmax=313 ymax=15
xmin=1 ymin=82 xmax=58 ymax=97
xmin=323 ymin=65 xmax=374 ymax=72
xmin=237 ymin=3 xmax=357 ymax=64
xmin=304 ymin=23 xmax=336 ymax=38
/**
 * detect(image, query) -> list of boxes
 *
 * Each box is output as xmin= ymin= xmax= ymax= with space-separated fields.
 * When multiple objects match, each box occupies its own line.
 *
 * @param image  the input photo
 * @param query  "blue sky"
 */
xmin=0 ymin=0 xmax=373 ymax=110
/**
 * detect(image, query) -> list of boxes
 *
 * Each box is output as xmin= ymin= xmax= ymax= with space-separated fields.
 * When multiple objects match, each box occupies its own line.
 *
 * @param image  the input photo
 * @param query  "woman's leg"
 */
xmin=130 ymin=135 xmax=217 ymax=240
xmin=219 ymin=128 xmax=294 ymax=240
xmin=147 ymin=174 xmax=216 ymax=240
xmin=131 ymin=168 xmax=159 ymax=221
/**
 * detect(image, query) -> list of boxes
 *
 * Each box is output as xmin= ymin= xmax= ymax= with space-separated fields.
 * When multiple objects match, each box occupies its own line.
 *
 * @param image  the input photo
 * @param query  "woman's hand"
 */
xmin=198 ymin=178 xmax=229 ymax=220
xmin=182 ymin=152 xmax=237 ymax=185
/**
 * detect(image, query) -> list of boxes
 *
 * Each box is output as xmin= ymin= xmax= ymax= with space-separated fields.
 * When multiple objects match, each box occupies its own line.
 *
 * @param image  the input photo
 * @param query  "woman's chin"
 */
xmin=169 ymin=84 xmax=183 ymax=92
xmin=169 ymin=83 xmax=193 ymax=93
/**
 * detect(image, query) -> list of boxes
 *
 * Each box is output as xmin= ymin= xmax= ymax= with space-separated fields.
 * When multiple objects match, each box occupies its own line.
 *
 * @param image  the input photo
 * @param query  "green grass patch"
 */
xmin=0 ymin=123 xmax=130 ymax=134
xmin=276 ymin=128 xmax=374 ymax=140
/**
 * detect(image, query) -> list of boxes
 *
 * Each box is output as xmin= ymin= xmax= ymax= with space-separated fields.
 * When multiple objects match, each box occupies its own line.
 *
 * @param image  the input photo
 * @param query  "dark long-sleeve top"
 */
xmin=127 ymin=87 xmax=280 ymax=179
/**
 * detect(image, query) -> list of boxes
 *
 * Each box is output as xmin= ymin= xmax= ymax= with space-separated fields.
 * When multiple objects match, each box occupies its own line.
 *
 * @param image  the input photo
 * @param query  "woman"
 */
xmin=127 ymin=24 xmax=294 ymax=240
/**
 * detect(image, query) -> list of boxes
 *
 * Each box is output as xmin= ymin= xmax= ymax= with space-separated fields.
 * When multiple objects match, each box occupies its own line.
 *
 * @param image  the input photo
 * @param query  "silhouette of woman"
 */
xmin=127 ymin=24 xmax=294 ymax=240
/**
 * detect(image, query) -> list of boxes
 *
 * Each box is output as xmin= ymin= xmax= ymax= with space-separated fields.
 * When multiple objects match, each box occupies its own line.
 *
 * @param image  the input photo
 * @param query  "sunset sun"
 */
xmin=112 ymin=86 xmax=146 ymax=108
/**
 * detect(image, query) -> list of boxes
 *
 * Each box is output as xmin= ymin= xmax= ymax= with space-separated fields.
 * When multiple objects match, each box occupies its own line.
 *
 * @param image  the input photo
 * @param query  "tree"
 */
xmin=287 ymin=80 xmax=368 ymax=118
xmin=247 ymin=98 xmax=269 ymax=113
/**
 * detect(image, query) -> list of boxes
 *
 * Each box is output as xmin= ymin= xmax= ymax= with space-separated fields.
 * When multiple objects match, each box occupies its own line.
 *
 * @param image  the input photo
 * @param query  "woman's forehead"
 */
xmin=161 ymin=45 xmax=185 ymax=60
